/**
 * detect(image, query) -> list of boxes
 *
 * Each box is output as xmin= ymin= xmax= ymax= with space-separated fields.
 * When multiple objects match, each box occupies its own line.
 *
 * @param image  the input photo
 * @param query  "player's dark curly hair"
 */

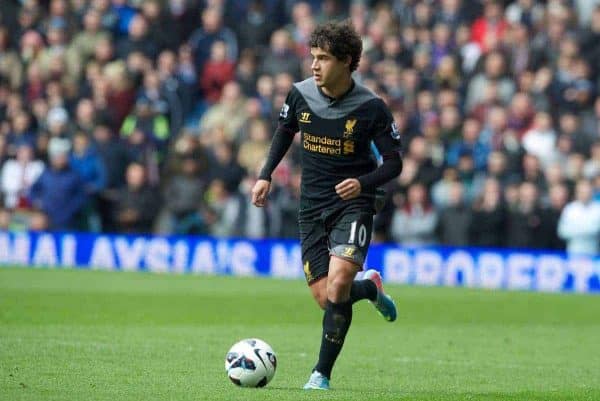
xmin=309 ymin=20 xmax=362 ymax=72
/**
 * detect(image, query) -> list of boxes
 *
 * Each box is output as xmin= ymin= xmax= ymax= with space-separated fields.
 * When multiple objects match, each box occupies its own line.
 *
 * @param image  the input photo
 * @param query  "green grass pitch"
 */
xmin=1 ymin=267 xmax=599 ymax=401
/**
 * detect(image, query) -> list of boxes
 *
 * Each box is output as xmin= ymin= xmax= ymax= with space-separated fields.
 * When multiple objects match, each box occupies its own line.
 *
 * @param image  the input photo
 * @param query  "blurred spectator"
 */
xmin=505 ymin=0 xmax=544 ymax=29
xmin=116 ymin=14 xmax=157 ymax=60
xmin=156 ymin=50 xmax=184 ymax=135
xmin=0 ymin=27 xmax=23 ymax=90
xmin=0 ymin=207 xmax=11 ymax=230
xmin=521 ymin=153 xmax=545 ymax=190
xmin=260 ymin=29 xmax=302 ymax=80
xmin=403 ymin=136 xmax=442 ymax=188
xmin=93 ymin=0 xmax=119 ymax=34
xmin=270 ymin=167 xmax=301 ymax=239
xmin=469 ymin=178 xmax=506 ymax=248
xmin=137 ymin=68 xmax=172 ymax=127
xmin=390 ymin=182 xmax=438 ymax=246
xmin=111 ymin=0 xmax=137 ymax=37
xmin=0 ymin=143 xmax=44 ymax=209
xmin=237 ymin=174 xmax=270 ymax=238
xmin=558 ymin=113 xmax=592 ymax=157
xmin=175 ymin=44 xmax=199 ymax=118
xmin=236 ymin=0 xmax=274 ymax=52
xmin=46 ymin=106 xmax=71 ymax=138
xmin=205 ymin=178 xmax=243 ymax=238
xmin=236 ymin=49 xmax=260 ymax=98
xmin=66 ymin=9 xmax=110 ymax=79
xmin=104 ymin=61 xmax=136 ymax=128
xmin=465 ymin=52 xmax=515 ymax=112
xmin=593 ymin=174 xmax=600 ymax=202
xmin=30 ymin=138 xmax=86 ymax=230
xmin=92 ymin=123 xmax=130 ymax=231
xmin=121 ymin=97 xmax=170 ymax=151
xmin=200 ymin=41 xmax=236 ymax=104
xmin=29 ymin=209 xmax=50 ymax=232
xmin=583 ymin=142 xmax=600 ymax=179
xmin=580 ymin=6 xmax=600 ymax=79
xmin=189 ymin=7 xmax=238 ymax=73
xmin=113 ymin=162 xmax=160 ymax=233
xmin=93 ymin=124 xmax=129 ymax=191
xmin=456 ymin=152 xmax=486 ymax=204
xmin=6 ymin=111 xmax=36 ymax=154
xmin=237 ymin=118 xmax=271 ymax=174
xmin=486 ymin=151 xmax=513 ymax=188
xmin=431 ymin=167 xmax=458 ymax=208
xmin=505 ymin=23 xmax=533 ymax=77
xmin=166 ymin=0 xmax=200 ymax=48
xmin=199 ymin=81 xmax=248 ymax=141
xmin=436 ymin=180 xmax=472 ymax=246
xmin=209 ymin=141 xmax=246 ymax=193
xmin=582 ymin=97 xmax=600 ymax=142
xmin=435 ymin=0 xmax=465 ymax=30
xmin=539 ymin=183 xmax=568 ymax=251
xmin=506 ymin=182 xmax=544 ymax=249
xmin=70 ymin=132 xmax=106 ymax=230
xmin=506 ymin=92 xmax=534 ymax=137
xmin=558 ymin=179 xmax=600 ymax=255
xmin=446 ymin=118 xmax=489 ymax=172
xmin=471 ymin=0 xmax=507 ymax=53
xmin=162 ymin=152 xmax=208 ymax=235
xmin=74 ymin=98 xmax=97 ymax=136
xmin=140 ymin=0 xmax=175 ymax=52
xmin=522 ymin=111 xmax=556 ymax=167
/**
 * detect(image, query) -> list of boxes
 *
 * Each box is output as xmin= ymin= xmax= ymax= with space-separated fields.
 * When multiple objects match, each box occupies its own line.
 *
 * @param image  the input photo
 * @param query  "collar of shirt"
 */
xmin=316 ymin=79 xmax=356 ymax=105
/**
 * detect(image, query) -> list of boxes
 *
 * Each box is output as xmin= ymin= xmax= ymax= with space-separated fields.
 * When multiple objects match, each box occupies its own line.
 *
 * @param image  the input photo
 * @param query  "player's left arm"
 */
xmin=336 ymin=101 xmax=403 ymax=200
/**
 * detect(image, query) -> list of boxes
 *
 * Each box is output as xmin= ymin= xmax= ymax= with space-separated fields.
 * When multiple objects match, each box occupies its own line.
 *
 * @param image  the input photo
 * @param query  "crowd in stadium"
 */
xmin=0 ymin=0 xmax=599 ymax=254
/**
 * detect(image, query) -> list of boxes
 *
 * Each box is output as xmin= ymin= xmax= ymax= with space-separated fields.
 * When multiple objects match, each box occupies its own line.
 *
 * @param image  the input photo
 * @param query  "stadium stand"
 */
xmin=0 ymin=0 xmax=599 ymax=254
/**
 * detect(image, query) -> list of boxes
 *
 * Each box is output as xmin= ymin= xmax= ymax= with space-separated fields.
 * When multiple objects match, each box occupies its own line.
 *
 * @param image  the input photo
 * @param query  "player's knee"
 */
xmin=327 ymin=274 xmax=352 ymax=303
xmin=309 ymin=278 xmax=328 ymax=309
xmin=315 ymin=292 xmax=327 ymax=310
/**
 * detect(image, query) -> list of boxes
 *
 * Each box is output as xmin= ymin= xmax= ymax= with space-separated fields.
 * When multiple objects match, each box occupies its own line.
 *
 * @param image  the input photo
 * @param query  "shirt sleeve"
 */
xmin=258 ymin=89 xmax=299 ymax=181
xmin=370 ymin=98 xmax=402 ymax=157
xmin=278 ymin=88 xmax=299 ymax=134
xmin=356 ymin=99 xmax=403 ymax=191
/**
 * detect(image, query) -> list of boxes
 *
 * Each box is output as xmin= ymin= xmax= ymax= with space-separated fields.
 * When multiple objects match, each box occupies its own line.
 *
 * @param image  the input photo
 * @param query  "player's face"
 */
xmin=310 ymin=47 xmax=350 ymax=89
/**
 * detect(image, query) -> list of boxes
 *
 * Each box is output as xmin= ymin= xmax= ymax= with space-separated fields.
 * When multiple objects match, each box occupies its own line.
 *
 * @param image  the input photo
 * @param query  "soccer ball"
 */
xmin=225 ymin=338 xmax=277 ymax=387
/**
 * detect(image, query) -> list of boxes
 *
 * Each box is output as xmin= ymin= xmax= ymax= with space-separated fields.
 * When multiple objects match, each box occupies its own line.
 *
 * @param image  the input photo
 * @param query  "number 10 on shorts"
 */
xmin=348 ymin=221 xmax=367 ymax=246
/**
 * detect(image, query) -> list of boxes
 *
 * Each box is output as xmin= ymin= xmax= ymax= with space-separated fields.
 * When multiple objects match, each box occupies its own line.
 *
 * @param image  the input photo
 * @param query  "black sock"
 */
xmin=314 ymin=299 xmax=352 ymax=379
xmin=350 ymin=279 xmax=377 ymax=304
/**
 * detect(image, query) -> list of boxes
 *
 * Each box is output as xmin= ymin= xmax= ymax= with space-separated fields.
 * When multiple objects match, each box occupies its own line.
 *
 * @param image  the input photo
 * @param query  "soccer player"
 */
xmin=251 ymin=21 xmax=403 ymax=390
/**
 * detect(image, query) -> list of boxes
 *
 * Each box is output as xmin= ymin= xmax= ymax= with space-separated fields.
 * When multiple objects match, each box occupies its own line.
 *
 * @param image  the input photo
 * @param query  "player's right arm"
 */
xmin=252 ymin=89 xmax=299 ymax=207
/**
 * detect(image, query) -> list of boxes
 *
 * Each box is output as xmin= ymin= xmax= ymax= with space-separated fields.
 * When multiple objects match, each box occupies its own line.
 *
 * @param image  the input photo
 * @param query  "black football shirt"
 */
xmin=278 ymin=77 xmax=402 ymax=215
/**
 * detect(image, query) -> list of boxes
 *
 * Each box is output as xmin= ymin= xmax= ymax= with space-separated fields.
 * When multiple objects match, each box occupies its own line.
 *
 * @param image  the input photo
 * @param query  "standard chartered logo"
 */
xmin=302 ymin=132 xmax=354 ymax=155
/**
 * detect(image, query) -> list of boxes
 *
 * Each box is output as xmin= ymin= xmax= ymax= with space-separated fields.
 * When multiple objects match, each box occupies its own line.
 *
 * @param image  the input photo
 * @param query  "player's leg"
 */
xmin=313 ymin=256 xmax=358 ymax=375
xmin=306 ymin=262 xmax=377 ymax=309
xmin=329 ymin=209 xmax=397 ymax=320
xmin=362 ymin=269 xmax=397 ymax=322
xmin=300 ymin=216 xmax=330 ymax=310
xmin=305 ymin=209 xmax=372 ymax=389
xmin=350 ymin=274 xmax=377 ymax=304
xmin=304 ymin=255 xmax=358 ymax=390
xmin=334 ymin=211 xmax=378 ymax=304
xmin=309 ymin=277 xmax=328 ymax=309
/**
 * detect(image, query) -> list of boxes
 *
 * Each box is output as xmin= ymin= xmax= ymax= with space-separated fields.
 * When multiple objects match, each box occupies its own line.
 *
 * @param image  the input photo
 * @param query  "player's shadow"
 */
xmin=266 ymin=385 xmax=360 ymax=393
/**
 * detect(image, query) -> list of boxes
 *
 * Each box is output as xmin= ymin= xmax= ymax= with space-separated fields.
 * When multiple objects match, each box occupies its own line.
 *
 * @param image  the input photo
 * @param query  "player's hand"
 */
xmin=335 ymin=178 xmax=361 ymax=200
xmin=251 ymin=179 xmax=271 ymax=207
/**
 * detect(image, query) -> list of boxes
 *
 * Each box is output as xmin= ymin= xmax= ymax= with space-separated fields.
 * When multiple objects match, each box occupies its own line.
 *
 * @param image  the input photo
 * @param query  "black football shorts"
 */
xmin=299 ymin=203 xmax=374 ymax=285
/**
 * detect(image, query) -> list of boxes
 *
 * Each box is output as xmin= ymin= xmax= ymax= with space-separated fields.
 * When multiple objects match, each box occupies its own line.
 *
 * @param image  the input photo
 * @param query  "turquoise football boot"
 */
xmin=363 ymin=269 xmax=397 ymax=322
xmin=303 ymin=371 xmax=330 ymax=390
